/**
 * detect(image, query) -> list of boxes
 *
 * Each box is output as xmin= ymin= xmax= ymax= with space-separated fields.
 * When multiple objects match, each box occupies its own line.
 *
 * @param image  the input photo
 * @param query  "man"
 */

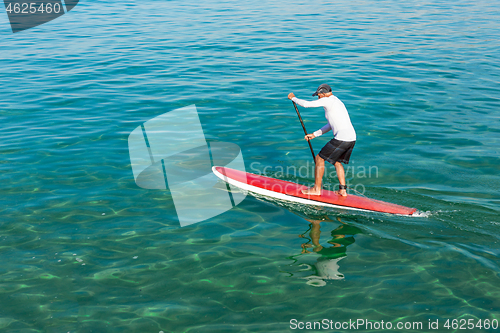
xmin=288 ymin=84 xmax=356 ymax=197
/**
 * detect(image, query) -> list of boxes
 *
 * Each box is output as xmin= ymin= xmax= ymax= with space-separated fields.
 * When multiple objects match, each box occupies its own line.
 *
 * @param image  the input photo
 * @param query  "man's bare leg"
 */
xmin=302 ymin=155 xmax=325 ymax=195
xmin=335 ymin=161 xmax=347 ymax=196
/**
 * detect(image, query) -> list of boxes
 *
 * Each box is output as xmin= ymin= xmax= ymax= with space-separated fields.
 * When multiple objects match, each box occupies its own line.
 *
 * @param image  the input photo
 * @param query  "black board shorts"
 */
xmin=318 ymin=138 xmax=356 ymax=165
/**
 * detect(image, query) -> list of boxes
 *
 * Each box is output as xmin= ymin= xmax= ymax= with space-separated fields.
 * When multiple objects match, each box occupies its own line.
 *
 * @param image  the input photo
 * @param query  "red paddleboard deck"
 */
xmin=213 ymin=166 xmax=417 ymax=216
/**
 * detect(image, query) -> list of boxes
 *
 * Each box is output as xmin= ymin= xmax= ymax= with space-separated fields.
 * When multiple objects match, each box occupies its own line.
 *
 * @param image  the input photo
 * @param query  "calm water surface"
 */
xmin=1 ymin=0 xmax=499 ymax=332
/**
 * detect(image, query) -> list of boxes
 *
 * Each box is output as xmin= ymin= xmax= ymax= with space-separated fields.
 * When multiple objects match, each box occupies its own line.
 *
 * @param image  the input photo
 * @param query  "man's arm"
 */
xmin=305 ymin=123 xmax=331 ymax=141
xmin=313 ymin=123 xmax=332 ymax=137
xmin=288 ymin=92 xmax=329 ymax=141
xmin=291 ymin=96 xmax=325 ymax=108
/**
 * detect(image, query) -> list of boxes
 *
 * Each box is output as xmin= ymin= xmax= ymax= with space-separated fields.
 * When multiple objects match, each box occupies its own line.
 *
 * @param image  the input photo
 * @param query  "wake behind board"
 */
xmin=213 ymin=166 xmax=417 ymax=216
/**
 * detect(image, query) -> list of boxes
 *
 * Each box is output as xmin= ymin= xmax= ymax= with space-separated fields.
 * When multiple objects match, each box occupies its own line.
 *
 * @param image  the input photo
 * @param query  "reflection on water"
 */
xmin=285 ymin=215 xmax=363 ymax=287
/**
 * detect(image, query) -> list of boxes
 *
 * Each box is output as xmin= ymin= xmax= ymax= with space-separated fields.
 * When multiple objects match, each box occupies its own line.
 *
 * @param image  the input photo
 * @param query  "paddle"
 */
xmin=292 ymin=101 xmax=316 ymax=163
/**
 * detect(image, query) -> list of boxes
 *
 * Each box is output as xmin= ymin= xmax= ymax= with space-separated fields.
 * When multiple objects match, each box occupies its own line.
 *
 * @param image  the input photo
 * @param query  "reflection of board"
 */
xmin=213 ymin=166 xmax=417 ymax=216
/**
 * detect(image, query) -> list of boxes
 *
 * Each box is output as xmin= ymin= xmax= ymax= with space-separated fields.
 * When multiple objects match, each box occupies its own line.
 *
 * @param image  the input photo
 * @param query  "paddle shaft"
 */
xmin=292 ymin=101 xmax=316 ymax=163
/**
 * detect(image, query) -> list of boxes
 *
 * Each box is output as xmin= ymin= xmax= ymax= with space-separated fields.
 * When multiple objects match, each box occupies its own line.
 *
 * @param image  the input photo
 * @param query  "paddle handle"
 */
xmin=292 ymin=101 xmax=316 ymax=163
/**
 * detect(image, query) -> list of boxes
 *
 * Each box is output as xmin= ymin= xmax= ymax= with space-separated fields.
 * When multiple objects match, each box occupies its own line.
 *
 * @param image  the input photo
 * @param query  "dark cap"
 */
xmin=312 ymin=83 xmax=332 ymax=96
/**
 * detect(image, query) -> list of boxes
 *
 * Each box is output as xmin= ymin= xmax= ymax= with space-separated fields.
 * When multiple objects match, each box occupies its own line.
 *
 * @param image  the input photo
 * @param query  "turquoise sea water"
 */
xmin=1 ymin=0 xmax=500 ymax=332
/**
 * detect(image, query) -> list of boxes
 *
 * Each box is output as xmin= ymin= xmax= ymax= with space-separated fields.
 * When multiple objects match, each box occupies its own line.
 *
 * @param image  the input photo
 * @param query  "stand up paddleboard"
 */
xmin=213 ymin=166 xmax=417 ymax=216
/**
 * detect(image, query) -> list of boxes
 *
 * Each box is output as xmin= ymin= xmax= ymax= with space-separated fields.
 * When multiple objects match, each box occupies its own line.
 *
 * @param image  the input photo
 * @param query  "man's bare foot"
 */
xmin=302 ymin=187 xmax=321 ymax=195
xmin=337 ymin=189 xmax=347 ymax=197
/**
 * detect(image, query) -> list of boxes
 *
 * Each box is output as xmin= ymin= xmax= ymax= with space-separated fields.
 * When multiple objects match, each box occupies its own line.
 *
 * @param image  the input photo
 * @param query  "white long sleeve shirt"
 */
xmin=292 ymin=95 xmax=356 ymax=142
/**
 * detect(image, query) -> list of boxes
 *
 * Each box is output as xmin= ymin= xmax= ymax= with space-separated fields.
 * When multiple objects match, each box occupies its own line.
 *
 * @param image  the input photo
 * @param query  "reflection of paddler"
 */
xmin=317 ymin=223 xmax=361 ymax=259
xmin=300 ymin=217 xmax=362 ymax=282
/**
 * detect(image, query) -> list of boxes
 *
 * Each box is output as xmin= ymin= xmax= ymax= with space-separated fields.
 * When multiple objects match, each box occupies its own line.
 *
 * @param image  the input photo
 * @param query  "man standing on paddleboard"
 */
xmin=288 ymin=84 xmax=356 ymax=197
